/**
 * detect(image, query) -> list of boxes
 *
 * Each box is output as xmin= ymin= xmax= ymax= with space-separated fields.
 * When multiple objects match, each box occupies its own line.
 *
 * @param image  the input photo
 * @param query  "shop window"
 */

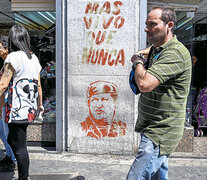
xmin=0 ymin=10 xmax=56 ymax=141
xmin=30 ymin=23 xmax=56 ymax=123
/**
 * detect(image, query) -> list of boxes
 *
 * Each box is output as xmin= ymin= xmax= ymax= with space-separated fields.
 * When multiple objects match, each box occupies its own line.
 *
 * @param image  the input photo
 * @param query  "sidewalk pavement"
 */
xmin=0 ymin=145 xmax=207 ymax=180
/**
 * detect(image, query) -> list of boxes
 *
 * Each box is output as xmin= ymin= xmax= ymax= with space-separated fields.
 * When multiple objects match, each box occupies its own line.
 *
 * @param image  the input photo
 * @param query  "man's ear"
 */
xmin=167 ymin=21 xmax=174 ymax=30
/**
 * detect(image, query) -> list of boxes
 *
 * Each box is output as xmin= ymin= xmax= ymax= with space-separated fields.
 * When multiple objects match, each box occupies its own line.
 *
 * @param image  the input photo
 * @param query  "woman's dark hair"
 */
xmin=8 ymin=24 xmax=32 ymax=59
xmin=152 ymin=6 xmax=176 ymax=32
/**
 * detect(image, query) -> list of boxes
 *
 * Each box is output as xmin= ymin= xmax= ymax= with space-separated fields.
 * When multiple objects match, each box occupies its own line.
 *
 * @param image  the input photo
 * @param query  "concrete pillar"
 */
xmin=57 ymin=0 xmax=145 ymax=155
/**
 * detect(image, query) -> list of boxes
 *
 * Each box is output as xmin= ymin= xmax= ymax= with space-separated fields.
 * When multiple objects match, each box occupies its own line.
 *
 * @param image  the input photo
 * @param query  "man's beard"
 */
xmin=148 ymin=31 xmax=166 ymax=46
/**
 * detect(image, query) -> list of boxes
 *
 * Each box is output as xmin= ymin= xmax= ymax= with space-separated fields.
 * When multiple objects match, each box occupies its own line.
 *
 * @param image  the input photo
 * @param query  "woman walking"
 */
xmin=0 ymin=40 xmax=16 ymax=172
xmin=0 ymin=24 xmax=44 ymax=180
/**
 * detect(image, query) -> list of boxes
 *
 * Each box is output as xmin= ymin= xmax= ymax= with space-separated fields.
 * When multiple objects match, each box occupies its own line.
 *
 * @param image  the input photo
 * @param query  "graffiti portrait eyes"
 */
xmin=102 ymin=97 xmax=109 ymax=101
xmin=91 ymin=97 xmax=99 ymax=102
xmin=81 ymin=81 xmax=127 ymax=139
xmin=89 ymin=94 xmax=113 ymax=118
xmin=91 ymin=96 xmax=109 ymax=103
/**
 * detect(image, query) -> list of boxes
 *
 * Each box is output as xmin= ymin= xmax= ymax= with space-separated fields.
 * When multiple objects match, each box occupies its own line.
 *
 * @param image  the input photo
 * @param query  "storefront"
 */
xmin=1 ymin=0 xmax=205 ymax=155
xmin=148 ymin=1 xmax=207 ymax=137
xmin=188 ymin=0 xmax=207 ymax=137
xmin=55 ymin=0 xmax=200 ymax=154
xmin=0 ymin=0 xmax=57 ymax=147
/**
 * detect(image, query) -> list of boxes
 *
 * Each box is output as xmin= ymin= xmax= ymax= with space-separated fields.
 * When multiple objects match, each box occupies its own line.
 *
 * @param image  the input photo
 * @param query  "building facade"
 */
xmin=4 ymin=0 xmax=202 ymax=155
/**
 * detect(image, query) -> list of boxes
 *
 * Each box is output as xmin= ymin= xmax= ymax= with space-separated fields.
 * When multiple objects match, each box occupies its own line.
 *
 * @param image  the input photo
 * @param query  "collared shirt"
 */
xmin=135 ymin=36 xmax=192 ymax=155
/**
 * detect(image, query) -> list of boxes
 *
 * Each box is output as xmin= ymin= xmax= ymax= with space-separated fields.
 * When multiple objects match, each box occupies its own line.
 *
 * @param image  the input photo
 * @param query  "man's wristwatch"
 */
xmin=132 ymin=61 xmax=143 ymax=71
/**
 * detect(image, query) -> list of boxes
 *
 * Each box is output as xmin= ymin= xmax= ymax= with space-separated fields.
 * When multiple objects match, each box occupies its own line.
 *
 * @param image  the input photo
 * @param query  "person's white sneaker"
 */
xmin=12 ymin=176 xmax=31 ymax=180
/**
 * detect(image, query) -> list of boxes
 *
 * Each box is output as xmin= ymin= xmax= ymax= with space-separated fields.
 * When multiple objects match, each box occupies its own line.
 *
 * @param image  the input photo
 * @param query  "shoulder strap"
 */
xmin=146 ymin=47 xmax=162 ymax=69
xmin=154 ymin=51 xmax=162 ymax=60
xmin=145 ymin=46 xmax=154 ymax=69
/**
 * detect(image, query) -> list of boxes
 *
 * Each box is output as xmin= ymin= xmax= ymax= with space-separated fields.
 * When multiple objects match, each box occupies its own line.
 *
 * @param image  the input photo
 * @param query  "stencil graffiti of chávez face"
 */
xmin=81 ymin=81 xmax=126 ymax=139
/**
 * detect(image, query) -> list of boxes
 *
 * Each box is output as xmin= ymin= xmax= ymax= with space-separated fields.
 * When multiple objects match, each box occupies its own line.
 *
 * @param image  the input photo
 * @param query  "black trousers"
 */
xmin=8 ymin=123 xmax=29 ymax=180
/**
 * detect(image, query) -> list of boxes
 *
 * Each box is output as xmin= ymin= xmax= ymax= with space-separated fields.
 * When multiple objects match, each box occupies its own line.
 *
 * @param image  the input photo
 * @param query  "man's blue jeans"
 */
xmin=0 ymin=107 xmax=16 ymax=162
xmin=127 ymin=134 xmax=169 ymax=180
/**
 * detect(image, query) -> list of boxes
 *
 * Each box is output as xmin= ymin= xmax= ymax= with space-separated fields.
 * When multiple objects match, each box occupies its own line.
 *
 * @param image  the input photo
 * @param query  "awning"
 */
xmin=148 ymin=0 xmax=200 ymax=5
xmin=11 ymin=0 xmax=55 ymax=11
xmin=148 ymin=0 xmax=200 ymax=11
xmin=0 ymin=0 xmax=55 ymax=30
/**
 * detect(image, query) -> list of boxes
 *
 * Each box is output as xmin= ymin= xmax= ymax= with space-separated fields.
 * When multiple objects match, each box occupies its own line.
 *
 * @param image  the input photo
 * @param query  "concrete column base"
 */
xmin=27 ymin=122 xmax=56 ymax=142
xmin=26 ymin=123 xmax=194 ymax=153
xmin=175 ymin=126 xmax=194 ymax=152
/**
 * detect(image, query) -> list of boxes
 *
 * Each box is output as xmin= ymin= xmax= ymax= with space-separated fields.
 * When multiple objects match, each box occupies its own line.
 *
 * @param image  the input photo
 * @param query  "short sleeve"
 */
xmin=33 ymin=54 xmax=42 ymax=73
xmin=147 ymin=50 xmax=187 ymax=84
xmin=4 ymin=52 xmax=20 ymax=73
xmin=38 ymin=62 xmax=42 ymax=73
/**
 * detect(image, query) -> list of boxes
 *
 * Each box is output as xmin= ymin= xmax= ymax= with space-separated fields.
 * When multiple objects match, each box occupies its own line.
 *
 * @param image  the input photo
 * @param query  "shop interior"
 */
xmin=0 ymin=3 xmax=56 ymax=145
xmin=174 ymin=1 xmax=207 ymax=137
xmin=0 ymin=11 xmax=56 ymax=122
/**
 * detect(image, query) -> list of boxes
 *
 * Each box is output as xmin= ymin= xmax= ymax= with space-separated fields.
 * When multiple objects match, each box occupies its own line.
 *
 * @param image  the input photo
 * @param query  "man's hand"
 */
xmin=131 ymin=46 xmax=151 ymax=65
xmin=136 ymin=46 xmax=151 ymax=58
xmin=131 ymin=54 xmax=147 ymax=65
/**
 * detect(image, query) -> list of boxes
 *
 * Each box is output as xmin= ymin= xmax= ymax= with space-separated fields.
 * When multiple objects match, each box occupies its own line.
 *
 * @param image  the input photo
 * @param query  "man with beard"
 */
xmin=127 ymin=6 xmax=192 ymax=179
xmin=81 ymin=81 xmax=126 ymax=139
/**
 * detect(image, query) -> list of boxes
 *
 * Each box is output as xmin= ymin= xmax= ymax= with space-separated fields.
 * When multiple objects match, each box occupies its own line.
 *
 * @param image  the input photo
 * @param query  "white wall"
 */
xmin=65 ymin=0 xmax=142 ymax=155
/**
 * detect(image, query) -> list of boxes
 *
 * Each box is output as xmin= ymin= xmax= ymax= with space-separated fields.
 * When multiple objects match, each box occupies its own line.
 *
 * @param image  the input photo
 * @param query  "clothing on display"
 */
xmin=31 ymin=24 xmax=56 ymax=122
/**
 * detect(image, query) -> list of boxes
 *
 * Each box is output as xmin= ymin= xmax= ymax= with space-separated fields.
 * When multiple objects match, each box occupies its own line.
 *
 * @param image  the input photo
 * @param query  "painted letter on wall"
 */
xmin=78 ymin=1 xmax=126 ymax=67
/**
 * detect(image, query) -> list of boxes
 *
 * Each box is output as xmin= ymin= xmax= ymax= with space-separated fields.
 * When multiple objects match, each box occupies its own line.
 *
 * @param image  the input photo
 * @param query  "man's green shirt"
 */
xmin=135 ymin=36 xmax=192 ymax=155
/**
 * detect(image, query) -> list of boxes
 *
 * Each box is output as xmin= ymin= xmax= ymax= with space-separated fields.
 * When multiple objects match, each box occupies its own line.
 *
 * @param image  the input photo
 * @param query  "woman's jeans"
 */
xmin=127 ymin=134 xmax=169 ymax=180
xmin=0 ymin=107 xmax=16 ymax=162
